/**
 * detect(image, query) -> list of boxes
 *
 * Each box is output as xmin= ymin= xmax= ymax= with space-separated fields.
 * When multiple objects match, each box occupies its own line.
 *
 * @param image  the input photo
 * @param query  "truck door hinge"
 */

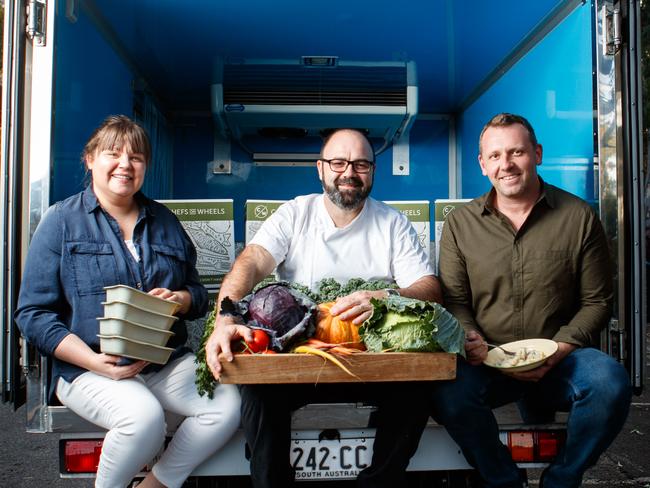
xmin=26 ymin=0 xmax=47 ymax=46
xmin=606 ymin=319 xmax=626 ymax=362
xmin=602 ymin=5 xmax=622 ymax=56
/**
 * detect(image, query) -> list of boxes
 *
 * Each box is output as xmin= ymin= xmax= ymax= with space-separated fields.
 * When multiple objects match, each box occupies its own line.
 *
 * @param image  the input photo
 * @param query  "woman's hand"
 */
xmin=148 ymin=287 xmax=191 ymax=315
xmin=89 ymin=353 xmax=149 ymax=380
xmin=53 ymin=334 xmax=148 ymax=380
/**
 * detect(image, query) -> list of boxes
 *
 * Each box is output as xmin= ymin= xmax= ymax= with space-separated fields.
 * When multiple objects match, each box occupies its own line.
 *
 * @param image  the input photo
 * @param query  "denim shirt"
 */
xmin=15 ymin=187 xmax=208 ymax=395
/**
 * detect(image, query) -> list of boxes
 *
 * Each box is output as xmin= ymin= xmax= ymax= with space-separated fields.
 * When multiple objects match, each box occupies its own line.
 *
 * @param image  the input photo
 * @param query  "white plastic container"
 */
xmin=101 ymin=301 xmax=178 ymax=330
xmin=98 ymin=335 xmax=174 ymax=364
xmin=104 ymin=285 xmax=181 ymax=316
xmin=98 ymin=317 xmax=174 ymax=346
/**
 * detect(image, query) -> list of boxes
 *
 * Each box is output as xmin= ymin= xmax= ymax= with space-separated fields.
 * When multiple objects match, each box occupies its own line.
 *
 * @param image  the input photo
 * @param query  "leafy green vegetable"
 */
xmin=195 ymin=308 xmax=218 ymax=398
xmin=315 ymin=278 xmax=396 ymax=302
xmin=253 ymin=277 xmax=395 ymax=303
xmin=359 ymin=296 xmax=465 ymax=355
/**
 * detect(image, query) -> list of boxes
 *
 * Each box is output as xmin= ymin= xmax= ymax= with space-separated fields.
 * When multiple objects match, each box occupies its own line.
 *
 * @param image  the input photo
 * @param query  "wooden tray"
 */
xmin=219 ymin=352 xmax=456 ymax=384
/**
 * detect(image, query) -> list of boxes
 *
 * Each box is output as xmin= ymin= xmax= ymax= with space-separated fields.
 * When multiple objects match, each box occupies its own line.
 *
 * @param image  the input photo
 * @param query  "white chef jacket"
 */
xmin=250 ymin=194 xmax=433 ymax=291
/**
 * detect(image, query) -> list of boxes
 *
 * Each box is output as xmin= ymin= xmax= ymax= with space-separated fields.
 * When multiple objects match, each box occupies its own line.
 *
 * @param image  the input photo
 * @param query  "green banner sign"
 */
xmin=434 ymin=199 xmax=471 ymax=221
xmin=162 ymin=200 xmax=234 ymax=222
xmin=384 ymin=201 xmax=430 ymax=222
xmin=246 ymin=200 xmax=286 ymax=221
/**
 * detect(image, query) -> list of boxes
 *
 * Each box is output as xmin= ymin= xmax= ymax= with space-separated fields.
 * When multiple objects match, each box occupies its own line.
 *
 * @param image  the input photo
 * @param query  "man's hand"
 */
xmin=329 ymin=290 xmax=388 ymax=324
xmin=465 ymin=330 xmax=488 ymax=365
xmin=507 ymin=341 xmax=576 ymax=382
xmin=205 ymin=314 xmax=254 ymax=379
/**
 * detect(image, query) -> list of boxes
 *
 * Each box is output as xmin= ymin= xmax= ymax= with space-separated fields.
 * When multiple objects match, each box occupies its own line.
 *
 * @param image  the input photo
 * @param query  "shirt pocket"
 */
xmin=527 ymin=250 xmax=575 ymax=297
xmin=67 ymin=242 xmax=120 ymax=296
xmin=150 ymin=243 xmax=187 ymax=289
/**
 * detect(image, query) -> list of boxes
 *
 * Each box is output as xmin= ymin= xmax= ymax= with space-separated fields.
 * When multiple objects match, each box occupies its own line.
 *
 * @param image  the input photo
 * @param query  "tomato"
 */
xmin=244 ymin=329 xmax=271 ymax=353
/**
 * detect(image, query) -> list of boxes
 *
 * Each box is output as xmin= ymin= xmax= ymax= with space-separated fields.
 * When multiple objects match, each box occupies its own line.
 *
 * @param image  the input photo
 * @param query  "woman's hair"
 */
xmin=82 ymin=115 xmax=151 ymax=168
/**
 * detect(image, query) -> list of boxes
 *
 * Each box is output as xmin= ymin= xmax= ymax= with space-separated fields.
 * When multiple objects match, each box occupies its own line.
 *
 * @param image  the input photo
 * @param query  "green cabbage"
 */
xmin=359 ymin=296 xmax=465 ymax=355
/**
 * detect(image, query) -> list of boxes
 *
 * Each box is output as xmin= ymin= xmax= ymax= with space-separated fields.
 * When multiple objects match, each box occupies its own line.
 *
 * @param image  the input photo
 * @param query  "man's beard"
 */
xmin=323 ymin=176 xmax=372 ymax=210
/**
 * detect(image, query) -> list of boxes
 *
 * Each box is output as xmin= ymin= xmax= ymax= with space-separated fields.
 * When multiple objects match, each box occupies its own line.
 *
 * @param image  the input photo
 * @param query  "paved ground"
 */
xmin=0 ymin=402 xmax=91 ymax=487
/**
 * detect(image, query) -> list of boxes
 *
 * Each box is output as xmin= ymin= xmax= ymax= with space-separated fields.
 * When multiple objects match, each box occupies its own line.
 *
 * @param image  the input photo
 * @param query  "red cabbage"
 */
xmin=248 ymin=284 xmax=306 ymax=336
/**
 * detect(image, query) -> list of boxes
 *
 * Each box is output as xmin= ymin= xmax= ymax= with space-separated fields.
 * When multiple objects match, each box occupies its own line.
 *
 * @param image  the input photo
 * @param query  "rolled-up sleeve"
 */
xmin=14 ymin=206 xmax=72 ymax=356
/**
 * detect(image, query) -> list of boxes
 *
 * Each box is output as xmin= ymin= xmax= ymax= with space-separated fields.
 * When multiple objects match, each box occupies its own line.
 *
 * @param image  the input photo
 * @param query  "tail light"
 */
xmin=507 ymin=430 xmax=566 ymax=463
xmin=62 ymin=440 xmax=103 ymax=473
xmin=508 ymin=431 xmax=534 ymax=462
xmin=537 ymin=431 xmax=566 ymax=462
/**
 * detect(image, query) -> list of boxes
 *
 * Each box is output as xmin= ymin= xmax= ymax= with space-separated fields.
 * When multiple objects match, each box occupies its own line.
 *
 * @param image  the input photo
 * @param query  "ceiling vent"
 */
xmin=211 ymin=59 xmax=418 ymax=158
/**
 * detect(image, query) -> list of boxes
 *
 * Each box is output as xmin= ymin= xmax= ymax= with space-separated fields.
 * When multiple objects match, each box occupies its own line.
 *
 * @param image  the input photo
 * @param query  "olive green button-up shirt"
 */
xmin=438 ymin=181 xmax=613 ymax=347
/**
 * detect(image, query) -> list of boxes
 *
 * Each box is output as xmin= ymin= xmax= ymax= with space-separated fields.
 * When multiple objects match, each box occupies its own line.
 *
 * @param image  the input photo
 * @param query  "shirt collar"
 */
xmin=81 ymin=185 xmax=101 ymax=213
xmin=538 ymin=179 xmax=556 ymax=208
xmin=480 ymin=177 xmax=552 ymax=215
xmin=81 ymin=185 xmax=155 ymax=217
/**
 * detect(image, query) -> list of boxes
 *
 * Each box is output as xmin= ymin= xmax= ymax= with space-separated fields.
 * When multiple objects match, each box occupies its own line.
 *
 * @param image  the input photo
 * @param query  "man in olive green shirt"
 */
xmin=431 ymin=113 xmax=631 ymax=488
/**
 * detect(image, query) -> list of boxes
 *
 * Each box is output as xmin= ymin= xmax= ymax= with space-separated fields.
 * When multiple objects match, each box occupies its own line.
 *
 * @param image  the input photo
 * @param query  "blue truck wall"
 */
xmin=52 ymin=7 xmax=134 ymax=203
xmin=171 ymin=118 xmax=450 ymax=242
xmin=49 ymin=1 xmax=594 ymax=243
xmin=458 ymin=3 xmax=594 ymax=201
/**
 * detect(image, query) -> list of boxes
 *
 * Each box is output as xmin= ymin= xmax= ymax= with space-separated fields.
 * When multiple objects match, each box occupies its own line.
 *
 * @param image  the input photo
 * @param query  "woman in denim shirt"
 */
xmin=15 ymin=115 xmax=240 ymax=488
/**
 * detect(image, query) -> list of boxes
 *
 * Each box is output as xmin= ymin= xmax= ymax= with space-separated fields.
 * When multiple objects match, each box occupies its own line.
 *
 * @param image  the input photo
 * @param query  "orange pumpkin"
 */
xmin=314 ymin=302 xmax=366 ymax=350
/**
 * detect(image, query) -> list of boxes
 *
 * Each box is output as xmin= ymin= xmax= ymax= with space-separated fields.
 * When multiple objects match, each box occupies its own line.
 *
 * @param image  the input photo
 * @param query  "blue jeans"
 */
xmin=430 ymin=348 xmax=631 ymax=488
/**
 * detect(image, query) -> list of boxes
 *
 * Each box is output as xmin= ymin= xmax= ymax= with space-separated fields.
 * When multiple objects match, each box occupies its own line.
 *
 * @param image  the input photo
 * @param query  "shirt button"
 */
xmin=136 ymin=282 xmax=142 ymax=289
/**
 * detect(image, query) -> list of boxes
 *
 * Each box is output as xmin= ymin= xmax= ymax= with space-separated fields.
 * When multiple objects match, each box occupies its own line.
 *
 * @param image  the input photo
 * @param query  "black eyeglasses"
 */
xmin=321 ymin=158 xmax=375 ymax=174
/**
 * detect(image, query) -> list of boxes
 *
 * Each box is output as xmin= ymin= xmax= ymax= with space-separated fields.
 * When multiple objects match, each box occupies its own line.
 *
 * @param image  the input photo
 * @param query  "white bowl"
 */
xmin=98 ymin=334 xmax=174 ymax=365
xmin=101 ymin=301 xmax=178 ymax=331
xmin=104 ymin=285 xmax=181 ymax=316
xmin=98 ymin=317 xmax=174 ymax=346
xmin=483 ymin=338 xmax=558 ymax=373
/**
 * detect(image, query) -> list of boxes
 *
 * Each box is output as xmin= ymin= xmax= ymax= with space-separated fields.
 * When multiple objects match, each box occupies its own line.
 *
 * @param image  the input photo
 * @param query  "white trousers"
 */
xmin=56 ymin=353 xmax=241 ymax=488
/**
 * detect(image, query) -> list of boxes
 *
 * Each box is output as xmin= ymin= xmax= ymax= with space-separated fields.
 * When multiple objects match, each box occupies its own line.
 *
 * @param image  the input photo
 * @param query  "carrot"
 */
xmin=292 ymin=345 xmax=360 ymax=379
xmin=302 ymin=338 xmax=364 ymax=354
xmin=303 ymin=338 xmax=335 ymax=349
xmin=329 ymin=345 xmax=361 ymax=355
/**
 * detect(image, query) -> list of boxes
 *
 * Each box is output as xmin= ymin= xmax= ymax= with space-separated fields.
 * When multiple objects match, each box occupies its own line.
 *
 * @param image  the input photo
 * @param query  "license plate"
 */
xmin=291 ymin=437 xmax=374 ymax=481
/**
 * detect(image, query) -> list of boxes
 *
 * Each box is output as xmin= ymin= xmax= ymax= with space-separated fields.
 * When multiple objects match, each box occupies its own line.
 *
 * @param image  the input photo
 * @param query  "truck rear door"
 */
xmin=594 ymin=0 xmax=645 ymax=391
xmin=1 ymin=0 xmax=56 ymax=412
xmin=1 ymin=0 xmax=28 ymax=408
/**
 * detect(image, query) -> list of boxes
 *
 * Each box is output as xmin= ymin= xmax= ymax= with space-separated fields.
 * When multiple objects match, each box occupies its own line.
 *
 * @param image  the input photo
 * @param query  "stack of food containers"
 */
xmin=98 ymin=285 xmax=181 ymax=364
